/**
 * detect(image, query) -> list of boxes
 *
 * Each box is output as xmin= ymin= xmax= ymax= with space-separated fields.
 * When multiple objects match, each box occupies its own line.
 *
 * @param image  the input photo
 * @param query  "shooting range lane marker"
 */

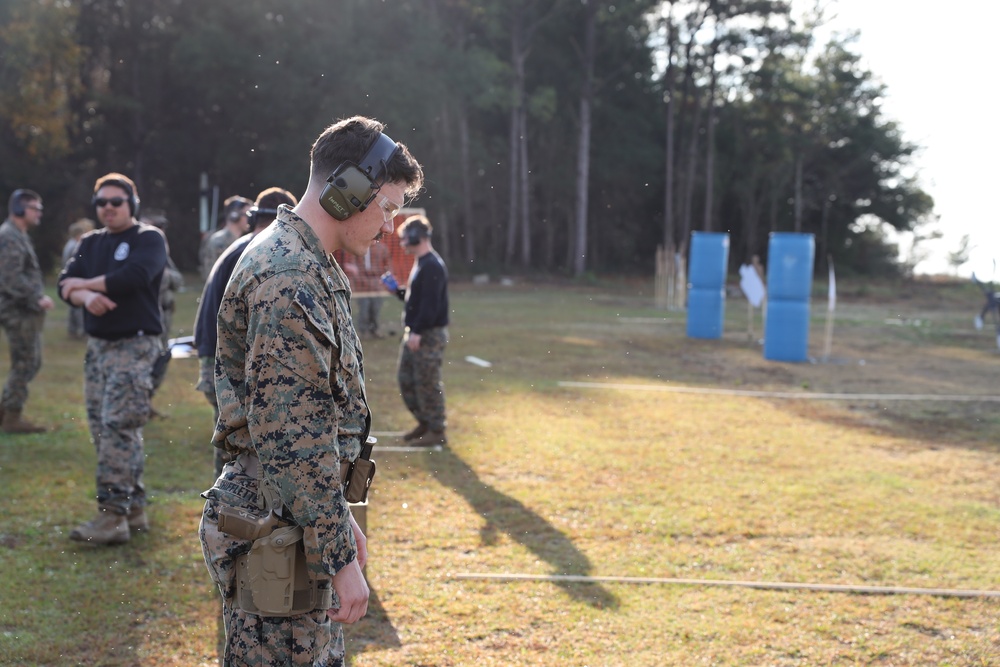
xmin=449 ymin=573 xmax=1000 ymax=599
xmin=464 ymin=355 xmax=493 ymax=368
xmin=557 ymin=381 xmax=1000 ymax=402
xmin=372 ymin=444 xmax=444 ymax=453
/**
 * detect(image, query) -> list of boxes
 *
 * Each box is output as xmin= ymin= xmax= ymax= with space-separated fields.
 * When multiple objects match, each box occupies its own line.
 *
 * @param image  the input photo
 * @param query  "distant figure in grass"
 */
xmin=388 ymin=214 xmax=450 ymax=447
xmin=58 ymin=173 xmax=167 ymax=545
xmin=198 ymin=116 xmax=423 ymax=666
xmin=192 ymin=186 xmax=297 ymax=478
xmin=141 ymin=210 xmax=184 ymax=406
xmin=199 ymin=195 xmax=252 ymax=281
xmin=0 ymin=188 xmax=55 ymax=433
xmin=343 ymin=241 xmax=392 ymax=338
xmin=62 ymin=218 xmax=96 ymax=340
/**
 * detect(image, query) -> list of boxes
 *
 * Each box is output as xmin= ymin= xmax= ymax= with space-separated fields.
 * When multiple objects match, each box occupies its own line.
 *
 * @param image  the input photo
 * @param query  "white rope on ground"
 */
xmin=450 ymin=572 xmax=1000 ymax=598
xmin=557 ymin=381 xmax=1000 ymax=402
xmin=372 ymin=444 xmax=443 ymax=453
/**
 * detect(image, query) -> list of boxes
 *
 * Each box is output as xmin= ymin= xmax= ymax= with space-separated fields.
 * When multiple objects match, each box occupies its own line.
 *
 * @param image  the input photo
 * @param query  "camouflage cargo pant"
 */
xmin=0 ymin=310 xmax=44 ymax=413
xmin=199 ymin=456 xmax=344 ymax=667
xmin=354 ymin=296 xmax=383 ymax=335
xmin=397 ymin=326 xmax=448 ymax=432
xmin=198 ymin=355 xmax=232 ymax=477
xmin=151 ymin=306 xmax=174 ymax=392
xmin=84 ymin=335 xmax=161 ymax=514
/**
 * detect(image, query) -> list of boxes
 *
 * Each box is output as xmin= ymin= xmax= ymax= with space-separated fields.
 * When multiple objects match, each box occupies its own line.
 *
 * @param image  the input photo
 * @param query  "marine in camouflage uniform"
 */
xmin=58 ymin=173 xmax=167 ymax=545
xmin=0 ymin=189 xmax=55 ymax=433
xmin=199 ymin=196 xmax=252 ymax=281
xmin=199 ymin=116 xmax=423 ymax=667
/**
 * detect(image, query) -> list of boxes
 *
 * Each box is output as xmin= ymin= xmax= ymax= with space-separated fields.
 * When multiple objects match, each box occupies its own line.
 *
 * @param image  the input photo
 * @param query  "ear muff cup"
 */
xmin=318 ymin=132 xmax=400 ymax=221
xmin=10 ymin=189 xmax=27 ymax=217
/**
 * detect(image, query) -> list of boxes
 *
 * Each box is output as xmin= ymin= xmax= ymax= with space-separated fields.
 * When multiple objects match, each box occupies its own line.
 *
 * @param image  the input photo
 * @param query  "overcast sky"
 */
xmin=792 ymin=0 xmax=998 ymax=277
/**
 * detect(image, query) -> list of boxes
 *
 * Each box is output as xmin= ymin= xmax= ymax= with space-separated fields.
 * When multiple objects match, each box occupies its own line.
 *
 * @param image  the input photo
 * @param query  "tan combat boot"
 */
xmin=127 ymin=505 xmax=149 ymax=532
xmin=2 ymin=410 xmax=47 ymax=434
xmin=70 ymin=509 xmax=130 ymax=545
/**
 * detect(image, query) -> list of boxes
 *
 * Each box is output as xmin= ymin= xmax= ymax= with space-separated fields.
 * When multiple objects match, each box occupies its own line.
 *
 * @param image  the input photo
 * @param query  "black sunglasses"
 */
xmin=95 ymin=197 xmax=126 ymax=208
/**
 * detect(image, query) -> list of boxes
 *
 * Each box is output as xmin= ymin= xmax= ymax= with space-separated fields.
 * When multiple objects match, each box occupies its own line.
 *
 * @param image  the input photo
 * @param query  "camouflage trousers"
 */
xmin=84 ymin=335 xmax=162 ymax=514
xmin=197 ymin=355 xmax=232 ymax=477
xmin=199 ymin=456 xmax=344 ymax=667
xmin=397 ymin=326 xmax=448 ymax=432
xmin=68 ymin=306 xmax=85 ymax=338
xmin=151 ymin=306 xmax=174 ymax=392
xmin=0 ymin=310 xmax=44 ymax=413
xmin=354 ymin=296 xmax=383 ymax=335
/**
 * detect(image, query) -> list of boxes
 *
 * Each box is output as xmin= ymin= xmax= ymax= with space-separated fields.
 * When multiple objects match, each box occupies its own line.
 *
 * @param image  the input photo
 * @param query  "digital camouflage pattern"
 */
xmin=397 ymin=326 xmax=448 ymax=432
xmin=84 ymin=335 xmax=162 ymax=514
xmin=197 ymin=355 xmax=233 ymax=477
xmin=151 ymin=255 xmax=184 ymax=392
xmin=200 ymin=227 xmax=239 ymax=280
xmin=200 ymin=457 xmax=343 ymax=666
xmin=0 ymin=219 xmax=47 ymax=412
xmin=201 ymin=205 xmax=369 ymax=666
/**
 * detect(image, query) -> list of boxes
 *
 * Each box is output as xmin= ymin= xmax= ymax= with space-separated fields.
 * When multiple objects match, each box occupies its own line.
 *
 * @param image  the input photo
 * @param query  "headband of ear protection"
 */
xmin=91 ymin=179 xmax=140 ymax=218
xmin=10 ymin=189 xmax=29 ymax=217
xmin=246 ymin=206 xmax=279 ymax=229
xmin=319 ymin=132 xmax=400 ymax=221
xmin=404 ymin=223 xmax=429 ymax=247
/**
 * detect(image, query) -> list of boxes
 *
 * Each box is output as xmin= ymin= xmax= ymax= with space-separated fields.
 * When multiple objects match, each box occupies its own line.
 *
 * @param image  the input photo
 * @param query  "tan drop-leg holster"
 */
xmin=218 ymin=453 xmax=348 ymax=617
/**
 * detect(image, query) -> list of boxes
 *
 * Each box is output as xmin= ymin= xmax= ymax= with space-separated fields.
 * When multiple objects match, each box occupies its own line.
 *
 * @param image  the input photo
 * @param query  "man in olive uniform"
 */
xmin=199 ymin=195 xmax=252 ymax=281
xmin=58 ymin=173 xmax=167 ymax=545
xmin=199 ymin=116 xmax=423 ymax=666
xmin=0 ymin=189 xmax=55 ymax=433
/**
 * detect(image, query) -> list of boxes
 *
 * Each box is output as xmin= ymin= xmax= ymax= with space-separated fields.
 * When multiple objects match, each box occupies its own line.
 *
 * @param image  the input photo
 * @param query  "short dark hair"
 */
xmin=398 ymin=213 xmax=432 ymax=241
xmin=8 ymin=188 xmax=40 ymax=217
xmin=222 ymin=195 xmax=253 ymax=224
xmin=310 ymin=116 xmax=424 ymax=198
xmin=93 ymin=173 xmax=140 ymax=216
xmin=250 ymin=187 xmax=297 ymax=230
xmin=93 ymin=172 xmax=137 ymax=198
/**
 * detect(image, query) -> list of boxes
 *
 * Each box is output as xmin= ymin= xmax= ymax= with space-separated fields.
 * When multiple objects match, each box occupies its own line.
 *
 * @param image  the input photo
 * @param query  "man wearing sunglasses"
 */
xmin=0 ymin=188 xmax=55 ymax=433
xmin=199 ymin=117 xmax=422 ymax=667
xmin=57 ymin=172 xmax=167 ymax=546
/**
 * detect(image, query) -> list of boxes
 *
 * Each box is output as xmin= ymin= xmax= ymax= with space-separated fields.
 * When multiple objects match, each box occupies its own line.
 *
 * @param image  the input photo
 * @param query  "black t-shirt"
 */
xmin=404 ymin=251 xmax=449 ymax=333
xmin=58 ymin=223 xmax=167 ymax=340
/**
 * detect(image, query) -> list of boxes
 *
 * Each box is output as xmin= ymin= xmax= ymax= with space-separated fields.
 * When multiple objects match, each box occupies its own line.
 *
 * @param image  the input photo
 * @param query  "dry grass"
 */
xmin=1 ymin=274 xmax=998 ymax=666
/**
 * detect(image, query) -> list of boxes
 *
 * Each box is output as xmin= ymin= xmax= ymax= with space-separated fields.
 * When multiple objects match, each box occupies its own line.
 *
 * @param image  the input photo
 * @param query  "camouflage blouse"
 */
xmin=0 ymin=219 xmax=45 ymax=315
xmin=213 ymin=205 xmax=370 ymax=578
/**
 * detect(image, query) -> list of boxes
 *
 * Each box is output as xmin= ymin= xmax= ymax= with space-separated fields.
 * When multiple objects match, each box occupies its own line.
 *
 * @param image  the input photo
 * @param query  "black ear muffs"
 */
xmin=319 ymin=132 xmax=400 ymax=221
xmin=405 ymin=224 xmax=425 ymax=247
xmin=91 ymin=180 xmax=140 ymax=218
xmin=246 ymin=206 xmax=278 ymax=229
xmin=9 ymin=189 xmax=27 ymax=217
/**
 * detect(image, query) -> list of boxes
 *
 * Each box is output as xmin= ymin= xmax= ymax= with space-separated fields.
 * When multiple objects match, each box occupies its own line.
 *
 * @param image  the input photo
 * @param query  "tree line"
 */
xmin=0 ymin=0 xmax=934 ymax=279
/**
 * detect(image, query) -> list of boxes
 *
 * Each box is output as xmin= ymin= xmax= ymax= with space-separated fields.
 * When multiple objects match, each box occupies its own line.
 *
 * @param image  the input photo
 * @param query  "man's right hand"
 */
xmin=83 ymin=292 xmax=117 ymax=316
xmin=327 ymin=559 xmax=369 ymax=625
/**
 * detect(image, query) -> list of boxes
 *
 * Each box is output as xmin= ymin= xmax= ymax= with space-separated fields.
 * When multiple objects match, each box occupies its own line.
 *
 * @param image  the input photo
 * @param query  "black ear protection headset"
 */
xmin=404 ymin=222 xmax=429 ymax=247
xmin=9 ymin=189 xmax=29 ymax=217
xmin=246 ymin=207 xmax=278 ymax=230
xmin=91 ymin=179 xmax=140 ymax=218
xmin=319 ymin=132 xmax=400 ymax=221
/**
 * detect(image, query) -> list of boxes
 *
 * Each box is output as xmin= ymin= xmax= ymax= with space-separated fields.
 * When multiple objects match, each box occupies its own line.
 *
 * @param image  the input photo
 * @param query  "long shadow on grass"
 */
xmin=426 ymin=447 xmax=619 ymax=610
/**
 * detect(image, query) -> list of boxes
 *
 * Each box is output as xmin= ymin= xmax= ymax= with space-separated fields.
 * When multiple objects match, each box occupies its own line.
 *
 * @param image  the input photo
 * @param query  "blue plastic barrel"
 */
xmin=766 ymin=233 xmax=815 ymax=301
xmin=688 ymin=232 xmax=730 ymax=289
xmin=686 ymin=232 xmax=730 ymax=340
xmin=686 ymin=287 xmax=725 ymax=339
xmin=763 ymin=232 xmax=815 ymax=362
xmin=763 ymin=300 xmax=811 ymax=362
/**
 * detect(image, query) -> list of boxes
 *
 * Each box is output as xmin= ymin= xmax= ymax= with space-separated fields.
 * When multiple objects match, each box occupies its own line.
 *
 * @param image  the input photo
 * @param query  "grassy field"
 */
xmin=1 ymin=273 xmax=998 ymax=666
